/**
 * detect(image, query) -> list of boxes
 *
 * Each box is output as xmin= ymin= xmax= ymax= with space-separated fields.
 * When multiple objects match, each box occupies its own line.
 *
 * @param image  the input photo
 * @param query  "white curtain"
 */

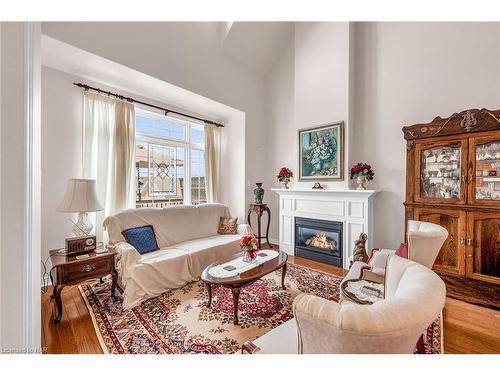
xmin=204 ymin=124 xmax=221 ymax=203
xmin=83 ymin=92 xmax=135 ymax=242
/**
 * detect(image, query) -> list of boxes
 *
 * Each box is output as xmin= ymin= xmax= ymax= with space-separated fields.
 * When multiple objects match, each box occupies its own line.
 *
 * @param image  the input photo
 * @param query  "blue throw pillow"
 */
xmin=121 ymin=225 xmax=159 ymax=254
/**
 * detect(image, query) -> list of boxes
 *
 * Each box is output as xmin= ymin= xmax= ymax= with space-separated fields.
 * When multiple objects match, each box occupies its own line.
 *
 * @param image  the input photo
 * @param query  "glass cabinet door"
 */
xmin=469 ymin=136 xmax=500 ymax=205
xmin=415 ymin=140 xmax=467 ymax=203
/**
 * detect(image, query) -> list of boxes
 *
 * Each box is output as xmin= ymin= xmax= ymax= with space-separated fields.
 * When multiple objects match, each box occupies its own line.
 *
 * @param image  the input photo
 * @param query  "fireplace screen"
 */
xmin=295 ymin=217 xmax=343 ymax=267
xmin=297 ymin=228 xmax=339 ymax=252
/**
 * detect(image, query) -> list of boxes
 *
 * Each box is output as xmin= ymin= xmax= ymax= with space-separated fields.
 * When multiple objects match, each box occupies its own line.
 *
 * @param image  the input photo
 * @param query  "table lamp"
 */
xmin=57 ymin=178 xmax=104 ymax=236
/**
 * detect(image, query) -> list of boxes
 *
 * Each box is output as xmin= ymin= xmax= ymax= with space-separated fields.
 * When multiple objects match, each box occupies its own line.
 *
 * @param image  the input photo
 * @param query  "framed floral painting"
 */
xmin=298 ymin=121 xmax=344 ymax=181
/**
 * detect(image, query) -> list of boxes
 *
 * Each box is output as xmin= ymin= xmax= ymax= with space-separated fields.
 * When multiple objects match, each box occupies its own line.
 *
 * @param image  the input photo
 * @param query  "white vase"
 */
xmin=356 ymin=175 xmax=367 ymax=190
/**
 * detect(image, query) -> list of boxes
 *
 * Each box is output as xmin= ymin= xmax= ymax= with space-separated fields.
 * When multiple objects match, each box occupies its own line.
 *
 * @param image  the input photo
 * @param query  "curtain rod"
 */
xmin=73 ymin=82 xmax=224 ymax=128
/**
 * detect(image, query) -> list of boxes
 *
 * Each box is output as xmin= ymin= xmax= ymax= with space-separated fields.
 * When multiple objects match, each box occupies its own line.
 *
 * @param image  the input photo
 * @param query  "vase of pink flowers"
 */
xmin=240 ymin=234 xmax=259 ymax=262
xmin=277 ymin=167 xmax=293 ymax=189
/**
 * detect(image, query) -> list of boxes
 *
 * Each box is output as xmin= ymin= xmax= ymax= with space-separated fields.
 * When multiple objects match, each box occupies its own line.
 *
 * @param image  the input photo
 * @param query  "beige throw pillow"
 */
xmin=218 ymin=217 xmax=238 ymax=234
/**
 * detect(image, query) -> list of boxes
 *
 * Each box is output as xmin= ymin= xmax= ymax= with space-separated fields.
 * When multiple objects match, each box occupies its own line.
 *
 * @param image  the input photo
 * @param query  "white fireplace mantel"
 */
xmin=271 ymin=188 xmax=380 ymax=269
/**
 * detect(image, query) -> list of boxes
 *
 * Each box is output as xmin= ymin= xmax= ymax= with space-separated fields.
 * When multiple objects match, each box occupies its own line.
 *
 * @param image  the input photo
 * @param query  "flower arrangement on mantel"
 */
xmin=350 ymin=163 xmax=375 ymax=190
xmin=277 ymin=167 xmax=293 ymax=189
xmin=240 ymin=234 xmax=258 ymax=262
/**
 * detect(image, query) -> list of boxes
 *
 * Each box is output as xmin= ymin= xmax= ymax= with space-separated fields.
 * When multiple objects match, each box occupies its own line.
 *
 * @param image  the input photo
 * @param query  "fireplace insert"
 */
xmin=295 ymin=217 xmax=343 ymax=267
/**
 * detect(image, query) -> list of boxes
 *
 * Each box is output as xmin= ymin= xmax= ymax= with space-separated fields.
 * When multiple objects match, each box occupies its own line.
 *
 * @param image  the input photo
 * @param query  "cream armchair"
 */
xmin=242 ymin=255 xmax=446 ymax=354
xmin=343 ymin=220 xmax=448 ymax=285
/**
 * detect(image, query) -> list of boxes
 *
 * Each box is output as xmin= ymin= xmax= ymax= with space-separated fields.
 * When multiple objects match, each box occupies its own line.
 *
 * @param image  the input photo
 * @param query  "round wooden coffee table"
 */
xmin=201 ymin=250 xmax=288 ymax=325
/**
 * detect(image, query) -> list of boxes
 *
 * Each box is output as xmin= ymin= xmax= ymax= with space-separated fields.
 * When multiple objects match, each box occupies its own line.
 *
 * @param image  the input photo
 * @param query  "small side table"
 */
xmin=49 ymin=249 xmax=118 ymax=323
xmin=247 ymin=203 xmax=271 ymax=248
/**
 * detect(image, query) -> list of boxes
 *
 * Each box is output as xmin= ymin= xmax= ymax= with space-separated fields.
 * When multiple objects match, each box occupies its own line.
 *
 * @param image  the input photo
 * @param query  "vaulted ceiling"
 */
xmin=220 ymin=22 xmax=294 ymax=76
xmin=41 ymin=22 xmax=294 ymax=79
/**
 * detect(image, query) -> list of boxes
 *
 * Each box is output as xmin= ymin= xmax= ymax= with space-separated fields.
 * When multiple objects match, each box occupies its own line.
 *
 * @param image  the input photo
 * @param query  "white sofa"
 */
xmin=244 ymin=255 xmax=446 ymax=354
xmin=103 ymin=203 xmax=248 ymax=309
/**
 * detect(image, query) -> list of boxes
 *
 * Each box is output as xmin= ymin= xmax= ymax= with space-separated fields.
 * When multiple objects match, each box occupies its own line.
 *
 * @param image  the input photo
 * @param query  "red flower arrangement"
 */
xmin=277 ymin=167 xmax=293 ymax=188
xmin=240 ymin=234 xmax=258 ymax=260
xmin=350 ymin=163 xmax=375 ymax=180
xmin=277 ymin=167 xmax=293 ymax=180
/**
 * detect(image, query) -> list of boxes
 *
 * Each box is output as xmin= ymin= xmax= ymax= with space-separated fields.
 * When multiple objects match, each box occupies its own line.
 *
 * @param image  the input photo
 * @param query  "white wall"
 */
xmin=263 ymin=39 xmax=295 ymax=241
xmin=264 ymin=23 xmax=352 ymax=240
xmin=41 ymin=22 xmax=266 ymax=210
xmin=264 ymin=21 xmax=500 ymax=248
xmin=41 ymin=67 xmax=83 ymax=254
xmin=352 ymin=22 xmax=500 ymax=248
xmin=294 ymin=22 xmax=351 ymax=190
xmin=41 ymin=66 xmax=246 ymax=265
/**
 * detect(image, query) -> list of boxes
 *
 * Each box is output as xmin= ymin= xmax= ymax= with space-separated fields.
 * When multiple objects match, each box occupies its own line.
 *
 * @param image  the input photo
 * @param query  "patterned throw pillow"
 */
xmin=217 ymin=217 xmax=238 ymax=234
xmin=121 ymin=225 xmax=159 ymax=254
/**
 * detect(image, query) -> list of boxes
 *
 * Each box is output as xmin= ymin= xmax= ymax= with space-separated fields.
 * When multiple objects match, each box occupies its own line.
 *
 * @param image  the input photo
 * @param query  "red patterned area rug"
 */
xmin=79 ymin=262 xmax=441 ymax=354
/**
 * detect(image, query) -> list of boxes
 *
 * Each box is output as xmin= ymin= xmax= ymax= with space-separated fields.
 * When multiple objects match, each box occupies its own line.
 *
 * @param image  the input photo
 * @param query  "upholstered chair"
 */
xmin=242 ymin=255 xmax=446 ymax=354
xmin=343 ymin=220 xmax=448 ymax=285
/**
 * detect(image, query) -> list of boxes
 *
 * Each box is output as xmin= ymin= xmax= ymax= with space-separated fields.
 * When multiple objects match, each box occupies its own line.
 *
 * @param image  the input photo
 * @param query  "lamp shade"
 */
xmin=56 ymin=178 xmax=104 ymax=213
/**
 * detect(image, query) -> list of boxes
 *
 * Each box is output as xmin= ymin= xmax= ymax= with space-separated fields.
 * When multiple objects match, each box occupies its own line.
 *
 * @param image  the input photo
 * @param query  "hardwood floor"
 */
xmin=41 ymin=250 xmax=500 ymax=354
xmin=443 ymin=297 xmax=500 ymax=354
xmin=42 ymin=284 xmax=103 ymax=354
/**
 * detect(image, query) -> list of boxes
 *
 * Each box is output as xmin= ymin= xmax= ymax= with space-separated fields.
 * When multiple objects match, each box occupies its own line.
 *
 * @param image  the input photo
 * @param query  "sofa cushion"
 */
xmin=139 ymin=247 xmax=189 ymax=263
xmin=121 ymin=225 xmax=159 ymax=254
xmin=175 ymin=234 xmax=242 ymax=276
xmin=103 ymin=203 xmax=231 ymax=247
xmin=176 ymin=234 xmax=241 ymax=254
xmin=196 ymin=204 xmax=233 ymax=237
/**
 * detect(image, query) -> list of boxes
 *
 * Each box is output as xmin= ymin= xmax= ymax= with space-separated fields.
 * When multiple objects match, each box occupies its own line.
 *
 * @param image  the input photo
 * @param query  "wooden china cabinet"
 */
xmin=403 ymin=108 xmax=500 ymax=308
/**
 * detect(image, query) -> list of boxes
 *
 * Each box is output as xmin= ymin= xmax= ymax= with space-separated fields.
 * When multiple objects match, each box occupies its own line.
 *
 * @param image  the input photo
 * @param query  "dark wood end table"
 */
xmin=247 ymin=203 xmax=271 ymax=248
xmin=49 ymin=249 xmax=118 ymax=323
xmin=201 ymin=250 xmax=288 ymax=325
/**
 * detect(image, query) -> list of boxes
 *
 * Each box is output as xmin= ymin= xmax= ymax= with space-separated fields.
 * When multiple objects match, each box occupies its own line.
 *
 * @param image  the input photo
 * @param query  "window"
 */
xmin=191 ymin=148 xmax=206 ymax=205
xmin=135 ymin=109 xmax=206 ymax=208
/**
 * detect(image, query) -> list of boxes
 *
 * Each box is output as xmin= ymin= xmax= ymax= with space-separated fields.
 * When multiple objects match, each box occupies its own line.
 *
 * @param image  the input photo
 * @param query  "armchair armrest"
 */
xmin=368 ymin=248 xmax=396 ymax=275
xmin=342 ymin=261 xmax=372 ymax=285
xmin=293 ymin=293 xmax=341 ymax=327
xmin=342 ymin=261 xmax=384 ymax=288
xmin=292 ymin=293 xmax=341 ymax=354
xmin=115 ymin=242 xmax=141 ymax=269
xmin=360 ymin=269 xmax=385 ymax=284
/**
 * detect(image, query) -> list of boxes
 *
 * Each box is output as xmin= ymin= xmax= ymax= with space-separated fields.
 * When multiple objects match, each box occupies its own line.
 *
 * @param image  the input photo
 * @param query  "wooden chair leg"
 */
xmin=416 ymin=334 xmax=425 ymax=354
xmin=241 ymin=341 xmax=260 ymax=354
xmin=440 ymin=309 xmax=444 ymax=354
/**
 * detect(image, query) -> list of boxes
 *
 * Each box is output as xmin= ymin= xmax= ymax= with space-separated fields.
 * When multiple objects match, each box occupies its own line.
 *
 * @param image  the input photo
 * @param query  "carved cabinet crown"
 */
xmin=402 ymin=108 xmax=500 ymax=140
